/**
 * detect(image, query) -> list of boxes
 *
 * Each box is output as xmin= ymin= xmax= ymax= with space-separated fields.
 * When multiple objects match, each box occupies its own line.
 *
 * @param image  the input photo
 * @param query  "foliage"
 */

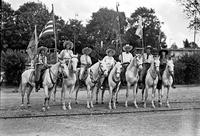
xmin=177 ymin=0 xmax=200 ymax=30
xmin=1 ymin=49 xmax=27 ymax=85
xmin=183 ymin=39 xmax=199 ymax=48
xmin=183 ymin=39 xmax=190 ymax=48
xmin=170 ymin=43 xmax=178 ymax=49
xmin=174 ymin=53 xmax=200 ymax=84
xmin=127 ymin=7 xmax=166 ymax=49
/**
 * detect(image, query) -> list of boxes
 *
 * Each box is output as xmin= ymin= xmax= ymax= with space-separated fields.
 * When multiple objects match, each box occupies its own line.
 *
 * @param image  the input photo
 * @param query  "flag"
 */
xmin=27 ymin=25 xmax=38 ymax=60
xmin=39 ymin=20 xmax=54 ymax=38
xmin=135 ymin=16 xmax=143 ymax=39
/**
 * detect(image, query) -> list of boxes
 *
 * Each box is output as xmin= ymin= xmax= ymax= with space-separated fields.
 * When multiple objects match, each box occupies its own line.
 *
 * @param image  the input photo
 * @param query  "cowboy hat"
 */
xmin=146 ymin=45 xmax=152 ymax=50
xmin=123 ymin=44 xmax=133 ymax=52
xmin=159 ymin=48 xmax=169 ymax=56
xmin=63 ymin=40 xmax=73 ymax=49
xmin=37 ymin=46 xmax=48 ymax=53
xmin=82 ymin=47 xmax=92 ymax=55
xmin=106 ymin=48 xmax=116 ymax=56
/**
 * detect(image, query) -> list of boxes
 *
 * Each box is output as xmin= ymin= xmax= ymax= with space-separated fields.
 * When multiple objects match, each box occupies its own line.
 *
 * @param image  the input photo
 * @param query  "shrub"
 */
xmin=1 ymin=49 xmax=27 ymax=85
xmin=174 ymin=53 xmax=200 ymax=84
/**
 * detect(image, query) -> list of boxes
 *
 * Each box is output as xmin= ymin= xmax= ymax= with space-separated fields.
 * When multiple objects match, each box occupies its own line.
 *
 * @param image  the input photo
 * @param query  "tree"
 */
xmin=177 ymin=0 xmax=200 ymax=30
xmin=190 ymin=42 xmax=199 ymax=48
xmin=86 ymin=8 xmax=127 ymax=55
xmin=170 ymin=43 xmax=178 ymax=49
xmin=127 ymin=7 xmax=166 ymax=49
xmin=183 ymin=39 xmax=191 ymax=48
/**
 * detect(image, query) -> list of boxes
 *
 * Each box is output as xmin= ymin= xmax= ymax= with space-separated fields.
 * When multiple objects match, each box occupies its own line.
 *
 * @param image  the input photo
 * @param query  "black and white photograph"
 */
xmin=0 ymin=0 xmax=200 ymax=135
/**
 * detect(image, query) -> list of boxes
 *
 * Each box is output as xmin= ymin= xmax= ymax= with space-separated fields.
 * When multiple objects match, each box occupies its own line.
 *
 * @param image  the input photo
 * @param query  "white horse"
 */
xmin=143 ymin=57 xmax=160 ymax=108
xmin=108 ymin=62 xmax=122 ymax=109
xmin=158 ymin=60 xmax=174 ymax=108
xmin=75 ymin=60 xmax=109 ymax=108
xmin=60 ymin=57 xmax=79 ymax=110
xmin=19 ymin=60 xmax=68 ymax=111
xmin=125 ymin=55 xmax=143 ymax=108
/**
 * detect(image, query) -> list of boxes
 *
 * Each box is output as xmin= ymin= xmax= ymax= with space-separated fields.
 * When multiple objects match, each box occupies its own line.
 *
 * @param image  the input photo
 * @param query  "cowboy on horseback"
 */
xmin=119 ymin=44 xmax=133 ymax=85
xmin=79 ymin=47 xmax=92 ymax=81
xmin=138 ymin=45 xmax=154 ymax=89
xmin=59 ymin=40 xmax=78 ymax=64
xmin=34 ymin=46 xmax=48 ymax=92
xmin=157 ymin=47 xmax=176 ymax=89
xmin=102 ymin=48 xmax=116 ymax=72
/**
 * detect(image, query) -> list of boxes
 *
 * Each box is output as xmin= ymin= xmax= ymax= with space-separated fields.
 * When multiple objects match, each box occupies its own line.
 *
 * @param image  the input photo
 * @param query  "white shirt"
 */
xmin=59 ymin=49 xmax=73 ymax=59
xmin=80 ymin=54 xmax=92 ymax=65
xmin=102 ymin=56 xmax=115 ymax=70
xmin=119 ymin=52 xmax=133 ymax=63
xmin=142 ymin=53 xmax=154 ymax=63
xmin=37 ymin=54 xmax=47 ymax=64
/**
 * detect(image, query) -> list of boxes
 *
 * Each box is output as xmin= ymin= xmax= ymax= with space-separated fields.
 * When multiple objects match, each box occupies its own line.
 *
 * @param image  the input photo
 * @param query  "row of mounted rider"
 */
xmin=33 ymin=40 xmax=175 ymax=92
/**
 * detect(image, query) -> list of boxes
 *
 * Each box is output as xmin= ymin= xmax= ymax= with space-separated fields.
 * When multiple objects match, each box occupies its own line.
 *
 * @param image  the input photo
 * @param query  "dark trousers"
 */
xmin=139 ymin=63 xmax=151 ymax=83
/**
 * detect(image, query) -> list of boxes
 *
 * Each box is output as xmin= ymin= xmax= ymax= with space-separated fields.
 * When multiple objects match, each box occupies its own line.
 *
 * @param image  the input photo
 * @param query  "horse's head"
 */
xmin=115 ymin=62 xmax=122 ymax=78
xmin=135 ymin=54 xmax=143 ymax=70
xmin=68 ymin=57 xmax=79 ymax=73
xmin=98 ymin=60 xmax=109 ymax=76
xmin=153 ymin=56 xmax=160 ymax=72
xmin=58 ymin=60 xmax=68 ymax=78
xmin=166 ymin=59 xmax=174 ymax=75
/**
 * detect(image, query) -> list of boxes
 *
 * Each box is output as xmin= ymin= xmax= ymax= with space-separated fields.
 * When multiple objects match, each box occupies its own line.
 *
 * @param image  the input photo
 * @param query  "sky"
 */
xmin=5 ymin=0 xmax=200 ymax=47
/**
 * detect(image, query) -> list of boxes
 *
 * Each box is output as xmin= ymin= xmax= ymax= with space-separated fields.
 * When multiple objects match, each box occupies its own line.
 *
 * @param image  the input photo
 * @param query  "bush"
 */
xmin=174 ymin=53 xmax=200 ymax=84
xmin=1 ymin=49 xmax=27 ymax=85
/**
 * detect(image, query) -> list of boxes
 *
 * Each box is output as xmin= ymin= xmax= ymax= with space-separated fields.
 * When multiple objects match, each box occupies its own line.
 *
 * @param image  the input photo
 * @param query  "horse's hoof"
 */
xmin=116 ymin=101 xmax=119 ymax=104
xmin=62 ymin=106 xmax=66 ymax=110
xmin=113 ymin=106 xmax=116 ymax=109
xmin=68 ymin=105 xmax=72 ymax=110
xmin=42 ymin=107 xmax=46 ymax=112
xmin=75 ymin=101 xmax=78 ymax=104
xmin=87 ymin=106 xmax=90 ymax=109
xmin=90 ymin=104 xmax=94 ymax=108
xmin=152 ymin=105 xmax=155 ymax=109
xmin=143 ymin=104 xmax=146 ymax=108
xmin=134 ymin=104 xmax=138 ymax=109
xmin=125 ymin=104 xmax=128 ymax=108
xmin=27 ymin=104 xmax=31 ymax=108
xmin=47 ymin=106 xmax=50 ymax=110
xmin=96 ymin=102 xmax=99 ymax=105
xmin=159 ymin=103 xmax=162 ymax=107
xmin=109 ymin=105 xmax=112 ymax=110
xmin=166 ymin=103 xmax=170 ymax=108
xmin=101 ymin=102 xmax=104 ymax=104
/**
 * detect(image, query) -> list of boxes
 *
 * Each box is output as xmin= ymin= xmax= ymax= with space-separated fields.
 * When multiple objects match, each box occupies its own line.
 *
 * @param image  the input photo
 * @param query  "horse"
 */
xmin=60 ymin=57 xmax=79 ymax=110
xmin=75 ymin=60 xmax=109 ymax=109
xmin=125 ymin=55 xmax=143 ymax=108
xmin=158 ymin=59 xmax=174 ymax=108
xmin=143 ymin=56 xmax=160 ymax=108
xmin=108 ymin=62 xmax=122 ymax=109
xmin=19 ymin=60 xmax=68 ymax=111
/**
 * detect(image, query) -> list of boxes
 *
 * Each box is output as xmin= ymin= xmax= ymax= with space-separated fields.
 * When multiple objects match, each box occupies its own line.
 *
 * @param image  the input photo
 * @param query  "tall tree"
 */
xmin=177 ymin=0 xmax=200 ymax=30
xmin=127 ymin=7 xmax=166 ymax=49
xmin=86 ymin=8 xmax=127 ymax=55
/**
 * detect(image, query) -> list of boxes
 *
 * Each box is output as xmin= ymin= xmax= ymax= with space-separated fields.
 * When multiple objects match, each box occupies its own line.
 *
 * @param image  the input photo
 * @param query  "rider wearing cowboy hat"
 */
xmin=119 ymin=44 xmax=134 ymax=85
xmin=138 ymin=45 xmax=154 ymax=88
xmin=79 ymin=47 xmax=92 ymax=80
xmin=59 ymin=40 xmax=78 ymax=64
xmin=34 ymin=46 xmax=48 ymax=92
xmin=119 ymin=44 xmax=134 ymax=65
xmin=102 ymin=48 xmax=116 ymax=72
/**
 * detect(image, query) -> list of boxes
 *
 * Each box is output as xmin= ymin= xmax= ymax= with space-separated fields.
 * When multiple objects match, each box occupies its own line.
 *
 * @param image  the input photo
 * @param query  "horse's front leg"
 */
xmin=61 ymin=84 xmax=66 ymax=110
xmin=133 ymin=83 xmax=138 ymax=108
xmin=47 ymin=86 xmax=55 ymax=110
xmin=91 ymin=85 xmax=97 ymax=108
xmin=42 ymin=85 xmax=48 ymax=111
xmin=125 ymin=83 xmax=131 ymax=107
xmin=68 ymin=85 xmax=75 ymax=110
xmin=75 ymin=84 xmax=80 ymax=104
xmin=101 ymin=88 xmax=105 ymax=104
xmin=53 ymin=84 xmax=57 ymax=102
xmin=27 ymin=85 xmax=33 ymax=107
xmin=86 ymin=85 xmax=91 ymax=109
xmin=144 ymin=86 xmax=148 ymax=108
xmin=158 ymin=89 xmax=162 ymax=107
xmin=108 ymin=86 xmax=113 ymax=110
xmin=166 ymin=87 xmax=170 ymax=108
xmin=20 ymin=83 xmax=26 ymax=107
xmin=96 ymin=88 xmax=99 ymax=104
xmin=115 ymin=82 xmax=121 ymax=104
xmin=151 ymin=86 xmax=156 ymax=109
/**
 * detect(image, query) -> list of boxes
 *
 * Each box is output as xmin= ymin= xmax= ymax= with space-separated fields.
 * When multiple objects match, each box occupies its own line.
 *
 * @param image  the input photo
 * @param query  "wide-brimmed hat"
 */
xmin=146 ymin=45 xmax=152 ymax=50
xmin=123 ymin=44 xmax=133 ymax=52
xmin=37 ymin=46 xmax=48 ymax=53
xmin=159 ymin=48 xmax=169 ymax=56
xmin=82 ymin=47 xmax=92 ymax=55
xmin=63 ymin=40 xmax=73 ymax=49
xmin=106 ymin=48 xmax=116 ymax=56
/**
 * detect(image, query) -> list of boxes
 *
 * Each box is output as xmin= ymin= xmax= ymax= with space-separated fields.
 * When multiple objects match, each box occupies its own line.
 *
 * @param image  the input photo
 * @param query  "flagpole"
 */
xmin=116 ymin=2 xmax=122 ymax=55
xmin=52 ymin=4 xmax=58 ymax=62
